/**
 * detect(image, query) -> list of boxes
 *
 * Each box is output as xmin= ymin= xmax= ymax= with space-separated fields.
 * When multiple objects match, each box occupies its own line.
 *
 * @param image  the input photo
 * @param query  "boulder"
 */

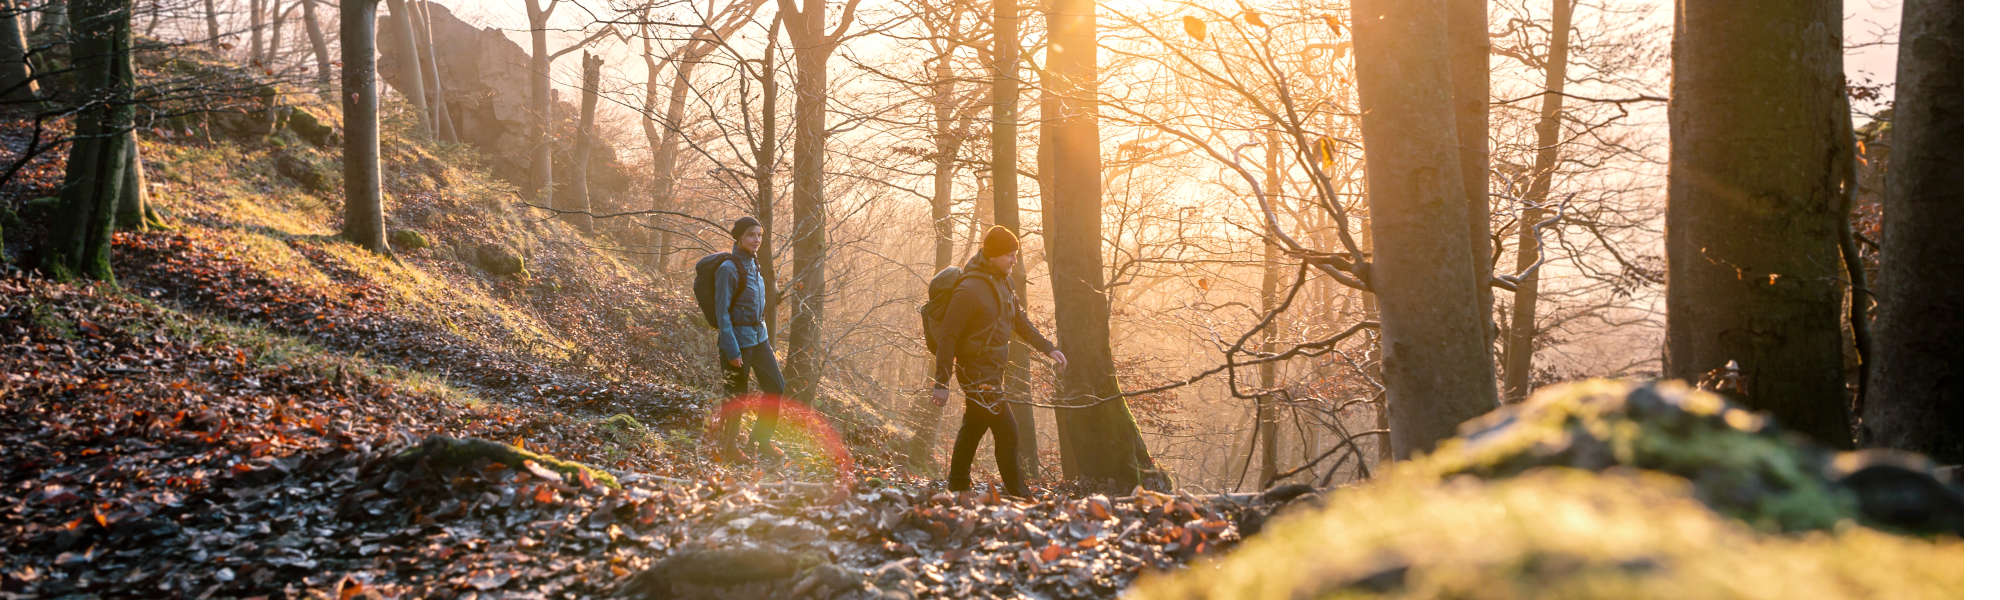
xmin=472 ymin=242 xmax=525 ymax=277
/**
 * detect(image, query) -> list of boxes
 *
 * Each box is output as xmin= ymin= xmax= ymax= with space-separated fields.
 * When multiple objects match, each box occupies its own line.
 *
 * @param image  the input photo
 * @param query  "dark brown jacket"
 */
xmin=932 ymin=255 xmax=1055 ymax=393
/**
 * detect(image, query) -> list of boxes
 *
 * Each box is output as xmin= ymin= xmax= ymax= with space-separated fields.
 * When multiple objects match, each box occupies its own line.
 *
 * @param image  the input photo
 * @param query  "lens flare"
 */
xmin=707 ymin=393 xmax=853 ymax=487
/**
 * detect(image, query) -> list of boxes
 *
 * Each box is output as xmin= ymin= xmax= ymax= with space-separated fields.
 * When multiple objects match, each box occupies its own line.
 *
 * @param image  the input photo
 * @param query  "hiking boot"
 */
xmin=715 ymin=446 xmax=751 ymax=465
xmin=754 ymin=443 xmax=786 ymax=466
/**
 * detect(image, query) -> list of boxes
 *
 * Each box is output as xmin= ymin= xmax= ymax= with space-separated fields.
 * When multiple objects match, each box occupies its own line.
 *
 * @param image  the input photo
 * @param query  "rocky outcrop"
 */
xmin=376 ymin=3 xmax=632 ymax=202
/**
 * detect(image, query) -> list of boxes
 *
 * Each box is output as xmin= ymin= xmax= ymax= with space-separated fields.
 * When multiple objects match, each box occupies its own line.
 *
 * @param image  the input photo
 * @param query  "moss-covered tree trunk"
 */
xmin=1045 ymin=0 xmax=1160 ymax=492
xmin=1501 ymin=0 xmax=1571 ymax=403
xmin=1349 ymin=0 xmax=1499 ymax=459
xmin=1665 ymin=0 xmax=1849 ymax=448
xmin=2 ymin=0 xmax=38 ymax=102
xmin=1862 ymin=0 xmax=1961 ymax=463
xmin=41 ymin=0 xmax=131 ymax=283
xmin=340 ymin=0 xmax=387 ymax=254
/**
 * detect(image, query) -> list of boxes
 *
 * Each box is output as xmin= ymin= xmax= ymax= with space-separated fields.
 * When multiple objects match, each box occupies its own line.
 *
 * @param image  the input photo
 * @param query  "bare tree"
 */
xmin=774 ymin=0 xmax=860 ymax=405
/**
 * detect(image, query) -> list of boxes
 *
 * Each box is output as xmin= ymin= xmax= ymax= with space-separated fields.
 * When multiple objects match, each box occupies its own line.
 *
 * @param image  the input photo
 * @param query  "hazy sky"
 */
xmin=432 ymin=0 xmax=1908 ymax=117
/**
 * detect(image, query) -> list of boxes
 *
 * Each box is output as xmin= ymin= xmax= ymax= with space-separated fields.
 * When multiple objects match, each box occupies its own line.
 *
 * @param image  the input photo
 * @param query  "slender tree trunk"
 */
xmin=302 ymin=0 xmax=332 ymax=91
xmin=1447 ymin=0 xmax=1494 ymax=348
xmin=1 ymin=0 xmax=37 ymax=102
xmin=993 ymin=0 xmax=1038 ymax=480
xmin=1862 ymin=0 xmax=1961 ymax=462
xmin=1666 ymin=0 xmax=1848 ymax=447
xmin=41 ymin=0 xmax=130 ymax=283
xmin=648 ymin=60 xmax=694 ymax=267
xmin=250 ymin=0 xmax=264 ymax=63
xmin=781 ymin=0 xmax=833 ymax=406
xmin=266 ymin=0 xmax=286 ymax=67
xmin=1501 ymin=0 xmax=1570 ymax=403
xmin=383 ymin=0 xmax=429 ymax=138
xmin=1359 ymin=217 xmax=1389 ymax=464
xmin=340 ymin=0 xmax=387 ymax=253
xmin=34 ymin=0 xmax=66 ymax=37
xmin=202 ymin=0 xmax=218 ymax=50
xmin=1349 ymin=0 xmax=1499 ymax=459
xmin=1045 ymin=0 xmax=1159 ymax=492
xmin=1258 ymin=129 xmax=1282 ymax=486
xmin=909 ymin=62 xmax=960 ymax=473
xmin=563 ymin=51 xmax=600 ymax=234
xmin=525 ymin=1 xmax=552 ymax=208
xmin=414 ymin=0 xmax=453 ymax=142
xmin=756 ymin=22 xmax=780 ymax=336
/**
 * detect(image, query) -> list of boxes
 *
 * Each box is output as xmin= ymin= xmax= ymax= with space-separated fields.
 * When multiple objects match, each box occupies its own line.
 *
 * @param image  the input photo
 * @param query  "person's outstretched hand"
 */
xmin=931 ymin=386 xmax=949 ymax=406
xmin=1048 ymin=350 xmax=1068 ymax=372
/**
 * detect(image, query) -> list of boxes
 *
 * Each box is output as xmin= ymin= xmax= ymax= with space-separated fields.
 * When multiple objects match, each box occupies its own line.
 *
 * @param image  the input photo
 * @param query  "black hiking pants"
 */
xmin=946 ymin=389 xmax=1028 ymax=497
xmin=719 ymin=342 xmax=784 ymax=452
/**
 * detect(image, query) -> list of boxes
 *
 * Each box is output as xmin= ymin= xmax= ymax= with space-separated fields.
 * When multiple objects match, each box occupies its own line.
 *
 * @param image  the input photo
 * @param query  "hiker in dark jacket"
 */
xmin=716 ymin=216 xmax=784 ymax=464
xmin=932 ymin=225 xmax=1067 ymax=497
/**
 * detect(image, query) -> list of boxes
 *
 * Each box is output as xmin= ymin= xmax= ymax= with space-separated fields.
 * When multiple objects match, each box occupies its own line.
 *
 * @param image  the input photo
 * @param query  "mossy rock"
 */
xmin=623 ymin=545 xmax=829 ymax=598
xmin=1420 ymin=380 xmax=1956 ymax=533
xmin=394 ymin=435 xmax=618 ymax=489
xmin=272 ymin=152 xmax=332 ymax=192
xmin=285 ymin=107 xmax=338 ymax=147
xmin=1128 ymin=469 xmax=1963 ymax=600
xmin=389 ymin=229 xmax=430 ymax=250
xmin=18 ymin=196 xmax=60 ymax=227
xmin=473 ymin=242 xmax=526 ymax=277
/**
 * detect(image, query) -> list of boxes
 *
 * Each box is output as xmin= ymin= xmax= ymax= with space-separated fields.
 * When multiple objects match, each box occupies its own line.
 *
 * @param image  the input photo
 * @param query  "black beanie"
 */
xmin=981 ymin=225 xmax=1019 ymax=258
xmin=731 ymin=216 xmax=762 ymax=240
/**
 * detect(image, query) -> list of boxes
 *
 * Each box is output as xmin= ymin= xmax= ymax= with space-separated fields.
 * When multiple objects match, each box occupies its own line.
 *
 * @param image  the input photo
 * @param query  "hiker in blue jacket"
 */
xmin=715 ymin=216 xmax=784 ymax=464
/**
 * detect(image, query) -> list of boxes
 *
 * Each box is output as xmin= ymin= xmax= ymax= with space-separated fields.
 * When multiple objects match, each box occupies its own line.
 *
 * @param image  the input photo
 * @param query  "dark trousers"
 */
xmin=947 ymin=393 xmax=1028 ymax=497
xmin=719 ymin=342 xmax=784 ymax=451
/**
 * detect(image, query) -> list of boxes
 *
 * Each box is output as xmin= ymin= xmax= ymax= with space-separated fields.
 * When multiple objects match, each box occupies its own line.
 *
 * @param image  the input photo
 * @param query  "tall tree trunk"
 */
xmin=563 ymin=51 xmax=600 ymax=234
xmin=1447 ymin=0 xmax=1494 ymax=348
xmin=525 ymin=1 xmax=552 ymax=209
xmin=1349 ymin=0 xmax=1498 ymax=459
xmin=1359 ymin=217 xmax=1389 ymax=464
xmin=909 ymin=60 xmax=960 ymax=473
xmin=1862 ymin=0 xmax=1961 ymax=462
xmin=1666 ymin=0 xmax=1848 ymax=447
xmin=994 ymin=0 xmax=1038 ymax=480
xmin=414 ymin=0 xmax=453 ymax=141
xmin=1257 ymin=129 xmax=1282 ymax=486
xmin=1 ymin=0 xmax=37 ymax=102
xmin=755 ymin=22 xmax=779 ymax=336
xmin=202 ymin=0 xmax=218 ymax=50
xmin=383 ymin=0 xmax=429 ymax=138
xmin=1045 ymin=0 xmax=1158 ymax=492
xmin=41 ymin=0 xmax=130 ymax=283
xmin=265 ymin=0 xmax=286 ymax=67
xmin=778 ymin=0 xmax=839 ymax=406
xmin=646 ymin=61 xmax=693 ymax=267
xmin=34 ymin=0 xmax=66 ymax=37
xmin=340 ymin=0 xmax=387 ymax=254
xmin=1501 ymin=0 xmax=1570 ymax=403
xmin=302 ymin=0 xmax=332 ymax=91
xmin=250 ymin=0 xmax=264 ymax=63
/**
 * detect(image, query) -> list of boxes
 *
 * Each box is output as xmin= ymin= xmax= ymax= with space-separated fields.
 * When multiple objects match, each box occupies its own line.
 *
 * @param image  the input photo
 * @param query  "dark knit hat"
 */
xmin=730 ymin=216 xmax=762 ymax=240
xmin=981 ymin=225 xmax=1019 ymax=258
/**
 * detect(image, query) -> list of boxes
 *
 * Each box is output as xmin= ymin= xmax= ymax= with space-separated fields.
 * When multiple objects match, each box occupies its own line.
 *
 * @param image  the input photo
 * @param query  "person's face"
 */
xmin=738 ymin=226 xmax=763 ymax=253
xmin=990 ymin=251 xmax=1016 ymax=272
